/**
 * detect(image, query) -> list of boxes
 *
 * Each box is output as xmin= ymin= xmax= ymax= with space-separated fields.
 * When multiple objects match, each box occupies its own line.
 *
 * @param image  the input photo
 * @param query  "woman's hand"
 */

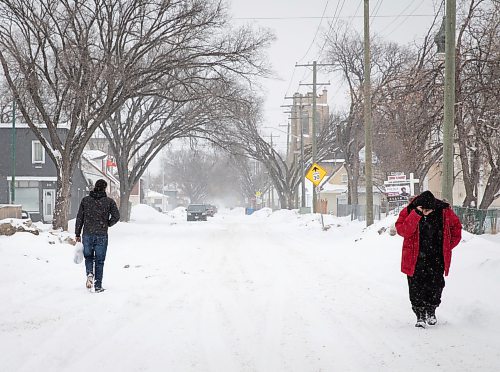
xmin=416 ymin=206 xmax=434 ymax=216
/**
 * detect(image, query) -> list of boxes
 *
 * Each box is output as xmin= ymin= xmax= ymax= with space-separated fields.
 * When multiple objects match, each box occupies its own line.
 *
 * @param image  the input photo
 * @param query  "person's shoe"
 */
xmin=426 ymin=308 xmax=437 ymax=325
xmin=86 ymin=273 xmax=94 ymax=289
xmin=94 ymin=287 xmax=106 ymax=293
xmin=414 ymin=307 xmax=426 ymax=328
xmin=415 ymin=317 xmax=426 ymax=328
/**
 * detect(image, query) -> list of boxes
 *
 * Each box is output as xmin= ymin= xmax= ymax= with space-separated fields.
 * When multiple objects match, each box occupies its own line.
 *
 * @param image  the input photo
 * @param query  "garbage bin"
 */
xmin=245 ymin=207 xmax=255 ymax=215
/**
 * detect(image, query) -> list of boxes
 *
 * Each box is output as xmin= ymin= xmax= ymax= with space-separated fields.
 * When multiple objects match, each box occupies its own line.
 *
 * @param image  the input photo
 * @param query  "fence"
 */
xmin=453 ymin=206 xmax=499 ymax=235
xmin=0 ymin=204 xmax=22 ymax=220
xmin=337 ymin=204 xmax=382 ymax=221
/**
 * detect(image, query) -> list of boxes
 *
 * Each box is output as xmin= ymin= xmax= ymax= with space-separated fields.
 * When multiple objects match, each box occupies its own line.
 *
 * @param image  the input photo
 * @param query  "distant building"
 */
xmin=287 ymin=90 xmax=329 ymax=164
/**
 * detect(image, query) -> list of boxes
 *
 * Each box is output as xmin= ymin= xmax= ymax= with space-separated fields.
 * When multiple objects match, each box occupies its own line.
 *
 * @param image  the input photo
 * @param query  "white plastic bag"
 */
xmin=73 ymin=242 xmax=84 ymax=264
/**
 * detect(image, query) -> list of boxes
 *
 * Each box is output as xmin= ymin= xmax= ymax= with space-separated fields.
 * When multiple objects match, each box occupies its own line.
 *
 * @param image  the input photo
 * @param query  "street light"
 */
xmin=434 ymin=17 xmax=446 ymax=56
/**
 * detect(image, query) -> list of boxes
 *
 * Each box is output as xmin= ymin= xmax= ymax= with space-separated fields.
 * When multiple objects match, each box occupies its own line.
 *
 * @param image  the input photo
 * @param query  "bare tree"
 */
xmin=454 ymin=0 xmax=500 ymax=208
xmin=322 ymin=24 xmax=413 ymax=203
xmin=373 ymin=19 xmax=445 ymax=194
xmin=0 ymin=78 xmax=14 ymax=123
xmin=162 ymin=148 xmax=215 ymax=204
xmin=208 ymin=99 xmax=303 ymax=209
xmin=0 ymin=0 xmax=273 ymax=230
xmin=230 ymin=154 xmax=271 ymax=206
xmin=157 ymin=147 xmax=261 ymax=208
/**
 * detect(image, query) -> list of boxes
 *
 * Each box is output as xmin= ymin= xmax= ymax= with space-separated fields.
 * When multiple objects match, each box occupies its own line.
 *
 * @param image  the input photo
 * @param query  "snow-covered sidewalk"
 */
xmin=1 ymin=205 xmax=499 ymax=372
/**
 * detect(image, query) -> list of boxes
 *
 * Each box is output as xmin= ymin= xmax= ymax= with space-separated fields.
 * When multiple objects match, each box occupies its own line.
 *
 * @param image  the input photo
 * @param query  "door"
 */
xmin=43 ymin=189 xmax=55 ymax=223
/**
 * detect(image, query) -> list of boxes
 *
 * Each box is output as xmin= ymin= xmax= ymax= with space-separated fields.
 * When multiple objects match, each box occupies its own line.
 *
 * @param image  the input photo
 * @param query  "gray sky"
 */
xmin=228 ymin=0 xmax=445 ymax=146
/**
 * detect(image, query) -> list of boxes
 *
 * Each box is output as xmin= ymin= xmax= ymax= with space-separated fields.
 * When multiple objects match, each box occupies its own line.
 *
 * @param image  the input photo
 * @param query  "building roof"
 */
xmin=82 ymin=150 xmax=107 ymax=160
xmin=146 ymin=190 xmax=167 ymax=198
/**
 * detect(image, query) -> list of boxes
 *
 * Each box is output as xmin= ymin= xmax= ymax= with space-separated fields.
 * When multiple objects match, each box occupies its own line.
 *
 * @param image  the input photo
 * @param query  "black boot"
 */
xmin=426 ymin=307 xmax=437 ymax=326
xmin=413 ymin=307 xmax=426 ymax=328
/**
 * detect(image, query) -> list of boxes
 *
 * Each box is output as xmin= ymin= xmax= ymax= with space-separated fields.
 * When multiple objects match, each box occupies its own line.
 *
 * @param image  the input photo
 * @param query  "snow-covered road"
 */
xmin=1 ymin=206 xmax=499 ymax=372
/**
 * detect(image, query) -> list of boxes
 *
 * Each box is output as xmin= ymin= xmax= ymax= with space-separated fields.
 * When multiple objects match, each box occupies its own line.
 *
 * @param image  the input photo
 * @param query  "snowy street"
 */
xmin=1 ymin=206 xmax=500 ymax=372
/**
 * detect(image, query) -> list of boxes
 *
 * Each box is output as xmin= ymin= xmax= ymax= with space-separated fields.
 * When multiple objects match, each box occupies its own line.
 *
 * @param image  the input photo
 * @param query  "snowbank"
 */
xmin=130 ymin=204 xmax=171 ymax=223
xmin=1 ymin=209 xmax=500 ymax=372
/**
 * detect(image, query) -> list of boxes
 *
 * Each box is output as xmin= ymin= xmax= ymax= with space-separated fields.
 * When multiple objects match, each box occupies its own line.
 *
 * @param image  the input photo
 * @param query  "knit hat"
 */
xmin=415 ymin=190 xmax=436 ymax=209
xmin=94 ymin=179 xmax=108 ymax=192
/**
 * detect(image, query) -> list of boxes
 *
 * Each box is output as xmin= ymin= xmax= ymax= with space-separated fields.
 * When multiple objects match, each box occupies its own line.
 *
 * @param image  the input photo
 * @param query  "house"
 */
xmin=81 ymin=150 xmax=120 ymax=202
xmin=144 ymin=190 xmax=169 ymax=212
xmin=0 ymin=124 xmax=88 ymax=223
xmin=317 ymin=158 xmax=348 ymax=215
xmin=426 ymin=158 xmax=500 ymax=209
xmin=86 ymin=135 xmax=144 ymax=208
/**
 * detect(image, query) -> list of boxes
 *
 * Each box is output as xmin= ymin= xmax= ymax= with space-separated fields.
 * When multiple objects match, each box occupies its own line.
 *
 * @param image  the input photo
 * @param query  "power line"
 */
xmin=386 ymin=0 xmax=426 ymax=36
xmin=316 ymin=0 xmax=347 ymax=60
xmin=378 ymin=1 xmax=422 ymax=34
xmin=298 ymin=0 xmax=330 ymax=63
xmin=370 ymin=0 xmax=383 ymax=27
xmin=283 ymin=66 xmax=298 ymax=99
xmin=352 ymin=0 xmax=363 ymax=20
xmin=234 ymin=14 xmax=436 ymax=20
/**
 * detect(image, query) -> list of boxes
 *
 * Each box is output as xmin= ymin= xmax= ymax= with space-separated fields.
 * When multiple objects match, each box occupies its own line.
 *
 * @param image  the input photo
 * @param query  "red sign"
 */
xmin=106 ymin=159 xmax=117 ymax=167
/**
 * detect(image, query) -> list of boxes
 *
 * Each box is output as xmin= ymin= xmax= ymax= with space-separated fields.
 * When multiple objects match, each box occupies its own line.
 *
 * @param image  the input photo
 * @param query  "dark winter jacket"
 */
xmin=396 ymin=196 xmax=462 ymax=277
xmin=75 ymin=191 xmax=120 ymax=237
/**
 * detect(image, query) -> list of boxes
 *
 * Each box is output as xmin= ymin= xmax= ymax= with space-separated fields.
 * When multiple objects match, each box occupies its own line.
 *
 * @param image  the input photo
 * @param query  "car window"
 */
xmin=187 ymin=205 xmax=206 ymax=212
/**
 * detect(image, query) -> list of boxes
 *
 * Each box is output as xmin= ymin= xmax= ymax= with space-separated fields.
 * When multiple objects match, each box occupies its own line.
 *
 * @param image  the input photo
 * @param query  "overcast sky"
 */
xmin=228 ymin=0 xmax=445 ymax=146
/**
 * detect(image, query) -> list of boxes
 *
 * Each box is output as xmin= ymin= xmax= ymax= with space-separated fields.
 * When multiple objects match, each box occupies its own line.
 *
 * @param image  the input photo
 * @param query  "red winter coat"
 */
xmin=395 ymin=206 xmax=462 ymax=276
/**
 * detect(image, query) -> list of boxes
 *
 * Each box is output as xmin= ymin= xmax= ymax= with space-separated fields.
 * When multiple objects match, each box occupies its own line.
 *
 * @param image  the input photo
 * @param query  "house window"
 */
xmin=341 ymin=174 xmax=348 ymax=183
xmin=15 ymin=180 xmax=39 ymax=188
xmin=32 ymin=141 xmax=45 ymax=164
xmin=14 ymin=187 xmax=39 ymax=212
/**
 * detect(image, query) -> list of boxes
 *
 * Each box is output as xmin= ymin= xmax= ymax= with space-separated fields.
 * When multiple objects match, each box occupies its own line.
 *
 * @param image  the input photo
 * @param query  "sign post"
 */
xmin=306 ymin=162 xmax=327 ymax=215
xmin=384 ymin=172 xmax=420 ymax=206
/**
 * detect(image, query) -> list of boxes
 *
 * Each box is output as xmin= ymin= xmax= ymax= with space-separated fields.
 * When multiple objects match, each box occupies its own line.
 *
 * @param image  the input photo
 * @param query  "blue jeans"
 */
xmin=83 ymin=234 xmax=108 ymax=288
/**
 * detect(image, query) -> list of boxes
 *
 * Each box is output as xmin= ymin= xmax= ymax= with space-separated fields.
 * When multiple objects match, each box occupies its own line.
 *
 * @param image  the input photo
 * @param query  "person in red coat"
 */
xmin=396 ymin=190 xmax=462 ymax=327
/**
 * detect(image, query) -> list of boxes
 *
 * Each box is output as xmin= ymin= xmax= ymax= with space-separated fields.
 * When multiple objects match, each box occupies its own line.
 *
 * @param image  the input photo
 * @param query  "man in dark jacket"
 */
xmin=396 ymin=191 xmax=462 ymax=327
xmin=75 ymin=179 xmax=120 ymax=292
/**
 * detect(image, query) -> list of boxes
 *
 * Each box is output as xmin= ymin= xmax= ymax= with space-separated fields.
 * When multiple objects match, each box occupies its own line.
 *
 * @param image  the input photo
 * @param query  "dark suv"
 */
xmin=186 ymin=204 xmax=208 ymax=221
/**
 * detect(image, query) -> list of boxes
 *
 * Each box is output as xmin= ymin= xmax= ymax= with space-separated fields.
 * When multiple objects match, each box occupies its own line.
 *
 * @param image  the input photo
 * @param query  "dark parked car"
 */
xmin=206 ymin=204 xmax=216 ymax=217
xmin=186 ymin=204 xmax=208 ymax=221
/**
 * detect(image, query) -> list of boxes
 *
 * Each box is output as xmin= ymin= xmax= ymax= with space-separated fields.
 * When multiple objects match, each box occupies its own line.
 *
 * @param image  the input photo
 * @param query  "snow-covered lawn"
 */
xmin=1 ymin=205 xmax=499 ymax=372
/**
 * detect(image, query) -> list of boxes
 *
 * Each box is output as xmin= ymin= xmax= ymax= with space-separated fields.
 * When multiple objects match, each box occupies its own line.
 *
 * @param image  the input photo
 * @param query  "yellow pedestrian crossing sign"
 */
xmin=306 ymin=163 xmax=327 ymax=186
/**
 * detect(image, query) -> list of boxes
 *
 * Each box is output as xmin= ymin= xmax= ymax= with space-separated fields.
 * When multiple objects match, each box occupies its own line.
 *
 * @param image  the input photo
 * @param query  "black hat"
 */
xmin=416 ymin=190 xmax=436 ymax=209
xmin=94 ymin=179 xmax=107 ymax=192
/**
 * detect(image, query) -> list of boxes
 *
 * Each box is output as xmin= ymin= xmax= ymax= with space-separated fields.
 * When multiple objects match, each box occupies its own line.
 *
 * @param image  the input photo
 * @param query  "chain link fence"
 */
xmin=337 ymin=204 xmax=382 ymax=221
xmin=452 ymin=206 xmax=499 ymax=235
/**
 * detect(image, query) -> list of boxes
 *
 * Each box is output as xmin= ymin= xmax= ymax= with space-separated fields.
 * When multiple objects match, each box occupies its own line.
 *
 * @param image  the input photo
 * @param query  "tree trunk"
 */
xmin=345 ymin=152 xmax=360 ymax=206
xmin=118 ymin=164 xmax=132 ymax=222
xmin=285 ymin=189 xmax=295 ymax=209
xmin=119 ymin=187 xmax=132 ymax=222
xmin=478 ymin=171 xmax=500 ymax=210
xmin=52 ymin=165 xmax=72 ymax=231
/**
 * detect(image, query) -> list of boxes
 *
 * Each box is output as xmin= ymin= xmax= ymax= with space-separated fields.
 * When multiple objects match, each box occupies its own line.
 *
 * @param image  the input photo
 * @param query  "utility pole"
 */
xmin=364 ymin=0 xmax=374 ymax=226
xmin=280 ymin=104 xmax=294 ymax=160
xmin=284 ymin=95 xmax=311 ymax=208
xmin=442 ymin=0 xmax=456 ymax=204
xmin=296 ymin=61 xmax=332 ymax=213
xmin=270 ymin=133 xmax=274 ymax=209
xmin=299 ymin=96 xmax=306 ymax=208
xmin=11 ymin=100 xmax=16 ymax=204
xmin=262 ymin=133 xmax=279 ymax=208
